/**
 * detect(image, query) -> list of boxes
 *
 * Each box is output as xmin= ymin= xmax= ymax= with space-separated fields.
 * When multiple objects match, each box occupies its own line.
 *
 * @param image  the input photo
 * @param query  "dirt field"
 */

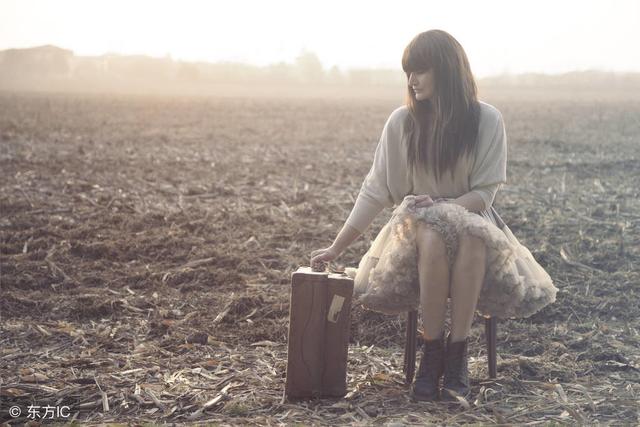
xmin=1 ymin=90 xmax=639 ymax=425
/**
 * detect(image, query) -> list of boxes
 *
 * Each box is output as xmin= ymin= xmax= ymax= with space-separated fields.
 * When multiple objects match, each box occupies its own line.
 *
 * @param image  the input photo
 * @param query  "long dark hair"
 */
xmin=402 ymin=29 xmax=480 ymax=182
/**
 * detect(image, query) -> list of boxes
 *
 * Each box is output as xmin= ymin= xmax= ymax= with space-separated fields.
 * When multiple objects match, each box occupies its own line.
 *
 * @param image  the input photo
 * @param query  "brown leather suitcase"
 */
xmin=284 ymin=266 xmax=354 ymax=400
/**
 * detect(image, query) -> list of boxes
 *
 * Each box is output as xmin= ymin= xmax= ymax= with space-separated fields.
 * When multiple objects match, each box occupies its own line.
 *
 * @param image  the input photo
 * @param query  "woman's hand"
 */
xmin=414 ymin=194 xmax=435 ymax=209
xmin=310 ymin=246 xmax=340 ymax=271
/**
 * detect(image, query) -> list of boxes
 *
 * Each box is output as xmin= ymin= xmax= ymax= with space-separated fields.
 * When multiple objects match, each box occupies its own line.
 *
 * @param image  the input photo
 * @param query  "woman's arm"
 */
xmin=310 ymin=223 xmax=361 ymax=268
xmin=310 ymin=107 xmax=405 ymax=267
xmin=466 ymin=107 xmax=507 ymax=211
xmin=330 ymin=223 xmax=362 ymax=254
xmin=450 ymin=190 xmax=486 ymax=213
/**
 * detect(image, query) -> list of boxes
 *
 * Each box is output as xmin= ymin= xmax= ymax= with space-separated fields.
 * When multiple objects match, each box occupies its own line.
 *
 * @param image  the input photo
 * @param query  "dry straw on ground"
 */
xmin=1 ymin=92 xmax=639 ymax=425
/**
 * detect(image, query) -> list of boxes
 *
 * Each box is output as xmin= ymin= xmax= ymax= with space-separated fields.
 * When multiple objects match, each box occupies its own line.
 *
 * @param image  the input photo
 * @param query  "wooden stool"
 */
xmin=402 ymin=311 xmax=497 ymax=384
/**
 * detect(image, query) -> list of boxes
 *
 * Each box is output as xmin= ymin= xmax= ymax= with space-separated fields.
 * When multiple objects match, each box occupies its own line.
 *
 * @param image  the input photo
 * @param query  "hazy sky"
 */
xmin=1 ymin=0 xmax=638 ymax=77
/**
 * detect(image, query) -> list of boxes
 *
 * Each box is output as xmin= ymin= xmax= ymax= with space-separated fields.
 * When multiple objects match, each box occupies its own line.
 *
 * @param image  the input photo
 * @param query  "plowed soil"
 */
xmin=1 ymin=91 xmax=639 ymax=424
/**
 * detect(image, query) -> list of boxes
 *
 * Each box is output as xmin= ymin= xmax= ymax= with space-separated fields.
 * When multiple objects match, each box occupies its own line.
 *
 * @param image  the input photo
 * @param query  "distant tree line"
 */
xmin=0 ymin=45 xmax=406 ymax=91
xmin=1 ymin=45 xmax=639 ymax=95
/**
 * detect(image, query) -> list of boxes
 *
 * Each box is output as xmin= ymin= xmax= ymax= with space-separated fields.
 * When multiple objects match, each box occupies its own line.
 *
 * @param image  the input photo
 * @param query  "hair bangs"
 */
xmin=402 ymin=38 xmax=433 ymax=75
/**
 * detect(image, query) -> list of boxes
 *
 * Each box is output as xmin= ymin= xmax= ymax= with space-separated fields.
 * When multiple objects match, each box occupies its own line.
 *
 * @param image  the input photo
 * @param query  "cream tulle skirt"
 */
xmin=350 ymin=195 xmax=557 ymax=319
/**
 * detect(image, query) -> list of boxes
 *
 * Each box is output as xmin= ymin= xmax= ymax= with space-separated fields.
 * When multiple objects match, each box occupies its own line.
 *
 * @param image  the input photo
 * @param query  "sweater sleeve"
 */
xmin=470 ymin=183 xmax=501 ymax=211
xmin=344 ymin=113 xmax=397 ymax=233
xmin=469 ymin=110 xmax=507 ymax=210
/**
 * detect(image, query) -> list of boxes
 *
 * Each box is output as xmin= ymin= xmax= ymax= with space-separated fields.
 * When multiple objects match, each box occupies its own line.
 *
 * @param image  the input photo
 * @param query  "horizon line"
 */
xmin=2 ymin=43 xmax=640 ymax=79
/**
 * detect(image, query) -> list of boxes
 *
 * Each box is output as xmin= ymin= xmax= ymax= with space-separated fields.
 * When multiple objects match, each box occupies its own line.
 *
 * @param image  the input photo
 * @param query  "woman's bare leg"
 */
xmin=416 ymin=223 xmax=450 ymax=340
xmin=449 ymin=232 xmax=487 ymax=342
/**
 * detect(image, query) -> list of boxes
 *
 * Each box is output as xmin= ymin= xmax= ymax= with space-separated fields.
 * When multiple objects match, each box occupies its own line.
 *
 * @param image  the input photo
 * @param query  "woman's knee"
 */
xmin=416 ymin=223 xmax=448 ymax=262
xmin=457 ymin=232 xmax=486 ymax=261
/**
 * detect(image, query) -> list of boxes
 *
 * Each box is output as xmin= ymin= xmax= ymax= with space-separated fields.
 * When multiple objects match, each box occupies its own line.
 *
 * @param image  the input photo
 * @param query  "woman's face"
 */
xmin=408 ymin=70 xmax=435 ymax=101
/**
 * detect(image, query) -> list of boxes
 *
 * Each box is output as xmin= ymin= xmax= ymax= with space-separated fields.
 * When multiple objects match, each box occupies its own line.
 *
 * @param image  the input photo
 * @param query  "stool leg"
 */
xmin=485 ymin=316 xmax=497 ymax=379
xmin=404 ymin=310 xmax=418 ymax=384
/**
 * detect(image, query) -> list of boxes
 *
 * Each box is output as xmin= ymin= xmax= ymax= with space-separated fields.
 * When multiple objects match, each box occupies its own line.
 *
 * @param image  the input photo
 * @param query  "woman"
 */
xmin=310 ymin=30 xmax=555 ymax=402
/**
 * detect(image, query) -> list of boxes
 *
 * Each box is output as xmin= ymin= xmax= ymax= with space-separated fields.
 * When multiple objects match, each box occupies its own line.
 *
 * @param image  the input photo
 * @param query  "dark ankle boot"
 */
xmin=410 ymin=332 xmax=445 ymax=401
xmin=441 ymin=332 xmax=471 ymax=401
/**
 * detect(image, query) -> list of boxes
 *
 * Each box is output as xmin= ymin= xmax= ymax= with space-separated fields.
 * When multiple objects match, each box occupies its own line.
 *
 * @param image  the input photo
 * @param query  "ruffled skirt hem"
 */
xmin=351 ymin=196 xmax=557 ymax=319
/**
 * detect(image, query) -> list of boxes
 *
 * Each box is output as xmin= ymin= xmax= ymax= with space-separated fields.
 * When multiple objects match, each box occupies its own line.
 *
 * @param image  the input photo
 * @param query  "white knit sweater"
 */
xmin=345 ymin=101 xmax=508 ymax=233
